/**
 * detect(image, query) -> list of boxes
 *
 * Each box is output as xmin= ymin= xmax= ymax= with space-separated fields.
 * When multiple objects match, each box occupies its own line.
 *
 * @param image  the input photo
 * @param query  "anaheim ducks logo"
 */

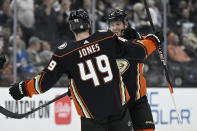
xmin=118 ymin=37 xmax=128 ymax=42
xmin=98 ymin=30 xmax=108 ymax=32
xmin=116 ymin=59 xmax=130 ymax=75
xmin=58 ymin=42 xmax=67 ymax=49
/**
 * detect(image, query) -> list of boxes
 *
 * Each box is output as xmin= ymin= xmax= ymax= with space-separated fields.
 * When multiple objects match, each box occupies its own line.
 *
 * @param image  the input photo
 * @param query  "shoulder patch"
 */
xmin=98 ymin=30 xmax=108 ymax=32
xmin=118 ymin=37 xmax=128 ymax=42
xmin=58 ymin=42 xmax=67 ymax=49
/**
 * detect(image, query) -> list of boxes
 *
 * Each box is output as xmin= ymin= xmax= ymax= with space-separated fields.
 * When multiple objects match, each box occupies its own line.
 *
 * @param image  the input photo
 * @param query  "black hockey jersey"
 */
xmin=25 ymin=30 xmax=149 ymax=118
xmin=116 ymin=38 xmax=158 ymax=102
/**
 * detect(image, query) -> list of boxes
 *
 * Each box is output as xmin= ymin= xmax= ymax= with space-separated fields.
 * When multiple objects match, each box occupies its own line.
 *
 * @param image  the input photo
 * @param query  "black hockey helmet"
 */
xmin=106 ymin=9 xmax=128 ymax=24
xmin=68 ymin=9 xmax=90 ymax=33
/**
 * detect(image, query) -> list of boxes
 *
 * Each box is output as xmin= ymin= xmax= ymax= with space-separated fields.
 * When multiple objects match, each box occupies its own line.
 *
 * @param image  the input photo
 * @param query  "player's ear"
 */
xmin=124 ymin=21 xmax=129 ymax=28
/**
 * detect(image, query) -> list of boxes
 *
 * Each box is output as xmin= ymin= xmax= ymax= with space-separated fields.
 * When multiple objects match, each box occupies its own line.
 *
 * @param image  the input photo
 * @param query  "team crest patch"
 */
xmin=98 ymin=30 xmax=107 ymax=32
xmin=116 ymin=59 xmax=130 ymax=75
xmin=118 ymin=37 xmax=128 ymax=42
xmin=58 ymin=42 xmax=67 ymax=49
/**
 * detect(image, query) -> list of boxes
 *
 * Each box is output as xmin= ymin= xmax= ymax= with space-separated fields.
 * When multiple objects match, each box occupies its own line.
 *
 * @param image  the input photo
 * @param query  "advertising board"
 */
xmin=0 ymin=87 xmax=196 ymax=131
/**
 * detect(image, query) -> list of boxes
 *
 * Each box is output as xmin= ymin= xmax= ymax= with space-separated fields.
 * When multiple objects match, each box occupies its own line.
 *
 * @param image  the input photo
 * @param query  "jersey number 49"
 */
xmin=78 ymin=54 xmax=113 ymax=87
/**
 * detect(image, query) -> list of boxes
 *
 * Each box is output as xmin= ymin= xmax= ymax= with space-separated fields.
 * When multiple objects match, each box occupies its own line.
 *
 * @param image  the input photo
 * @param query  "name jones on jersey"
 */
xmin=79 ymin=43 xmax=100 ymax=58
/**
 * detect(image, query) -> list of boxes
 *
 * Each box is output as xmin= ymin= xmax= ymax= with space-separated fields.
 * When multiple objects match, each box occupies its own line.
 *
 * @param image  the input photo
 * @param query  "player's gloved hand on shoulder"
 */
xmin=9 ymin=81 xmax=28 ymax=100
xmin=0 ymin=55 xmax=6 ymax=69
xmin=121 ymin=28 xmax=142 ymax=40
xmin=145 ymin=31 xmax=164 ymax=47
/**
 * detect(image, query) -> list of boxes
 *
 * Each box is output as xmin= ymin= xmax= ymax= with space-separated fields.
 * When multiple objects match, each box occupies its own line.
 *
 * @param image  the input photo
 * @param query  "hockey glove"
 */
xmin=121 ymin=28 xmax=142 ymax=40
xmin=0 ymin=55 xmax=6 ymax=69
xmin=145 ymin=31 xmax=164 ymax=47
xmin=9 ymin=81 xmax=28 ymax=100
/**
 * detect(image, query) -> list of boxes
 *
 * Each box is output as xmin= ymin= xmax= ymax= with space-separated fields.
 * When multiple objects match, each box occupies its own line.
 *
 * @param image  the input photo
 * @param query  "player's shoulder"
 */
xmin=94 ymin=30 xmax=115 ymax=38
xmin=54 ymin=41 xmax=75 ymax=57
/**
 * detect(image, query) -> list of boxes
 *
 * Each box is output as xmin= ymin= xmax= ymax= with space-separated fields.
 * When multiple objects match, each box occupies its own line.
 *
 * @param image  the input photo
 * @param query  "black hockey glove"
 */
xmin=9 ymin=81 xmax=28 ymax=100
xmin=0 ymin=55 xmax=6 ymax=69
xmin=145 ymin=31 xmax=164 ymax=47
xmin=121 ymin=28 xmax=142 ymax=40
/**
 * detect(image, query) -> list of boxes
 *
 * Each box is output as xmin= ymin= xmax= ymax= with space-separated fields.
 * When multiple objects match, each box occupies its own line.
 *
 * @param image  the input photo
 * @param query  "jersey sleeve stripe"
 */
xmin=70 ymin=79 xmax=90 ymax=118
xmin=135 ymin=63 xmax=147 ymax=100
xmin=25 ymin=71 xmax=46 ymax=97
xmin=69 ymin=80 xmax=84 ymax=117
xmin=54 ymin=34 xmax=115 ymax=57
xmin=135 ymin=63 xmax=141 ymax=100
xmin=38 ymin=71 xmax=45 ymax=93
xmin=34 ymin=74 xmax=42 ymax=94
xmin=139 ymin=63 xmax=147 ymax=97
xmin=70 ymin=79 xmax=94 ymax=119
xmin=118 ymin=73 xmax=130 ymax=105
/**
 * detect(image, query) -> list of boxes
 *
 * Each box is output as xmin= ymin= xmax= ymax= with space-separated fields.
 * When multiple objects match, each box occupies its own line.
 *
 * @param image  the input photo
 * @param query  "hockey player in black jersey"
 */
xmin=0 ymin=55 xmax=6 ymax=69
xmin=9 ymin=9 xmax=160 ymax=131
xmin=106 ymin=9 xmax=163 ymax=131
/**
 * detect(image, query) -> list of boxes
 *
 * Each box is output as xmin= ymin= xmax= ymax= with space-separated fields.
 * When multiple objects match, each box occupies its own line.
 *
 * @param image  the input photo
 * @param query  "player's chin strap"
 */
xmin=143 ymin=0 xmax=182 ymax=123
xmin=0 ymin=91 xmax=68 ymax=119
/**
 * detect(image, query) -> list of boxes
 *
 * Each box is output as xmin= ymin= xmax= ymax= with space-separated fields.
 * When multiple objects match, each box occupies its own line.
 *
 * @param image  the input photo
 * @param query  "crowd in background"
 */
xmin=0 ymin=0 xmax=196 ymax=87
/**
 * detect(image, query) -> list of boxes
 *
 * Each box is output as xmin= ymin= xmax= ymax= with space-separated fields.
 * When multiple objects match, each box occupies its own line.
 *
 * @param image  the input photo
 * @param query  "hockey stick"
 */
xmin=143 ymin=0 xmax=182 ymax=122
xmin=0 ymin=91 xmax=68 ymax=119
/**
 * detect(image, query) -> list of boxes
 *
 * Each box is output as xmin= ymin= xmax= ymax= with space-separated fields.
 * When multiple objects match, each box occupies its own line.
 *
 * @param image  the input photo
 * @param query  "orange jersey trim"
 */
xmin=138 ymin=39 xmax=157 ymax=56
xmin=69 ymin=80 xmax=84 ymax=117
xmin=139 ymin=63 xmax=146 ymax=97
xmin=118 ymin=73 xmax=130 ymax=104
xmin=125 ymin=86 xmax=130 ymax=102
xmin=25 ymin=80 xmax=37 ymax=97
xmin=69 ymin=79 xmax=94 ymax=119
xmin=25 ymin=71 xmax=45 ymax=97
xmin=135 ymin=63 xmax=147 ymax=100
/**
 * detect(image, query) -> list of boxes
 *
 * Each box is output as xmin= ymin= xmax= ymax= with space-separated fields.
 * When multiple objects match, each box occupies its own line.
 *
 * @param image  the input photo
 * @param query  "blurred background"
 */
xmin=0 ymin=0 xmax=197 ymax=87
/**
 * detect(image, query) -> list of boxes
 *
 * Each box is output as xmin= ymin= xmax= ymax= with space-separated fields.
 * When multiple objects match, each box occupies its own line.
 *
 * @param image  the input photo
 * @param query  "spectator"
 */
xmin=10 ymin=35 xmax=35 ymax=80
xmin=34 ymin=0 xmax=43 ymax=9
xmin=0 ymin=32 xmax=4 ymax=55
xmin=0 ymin=0 xmax=12 ymax=26
xmin=167 ymin=31 xmax=192 ymax=63
xmin=123 ymin=6 xmax=135 ymax=29
xmin=39 ymin=41 xmax=53 ymax=66
xmin=0 ymin=55 xmax=13 ymax=85
xmin=190 ymin=0 xmax=197 ymax=23
xmin=10 ymin=0 xmax=35 ymax=28
xmin=173 ymin=0 xmax=188 ymax=20
xmin=183 ymin=32 xmax=197 ymax=52
xmin=34 ymin=0 xmax=59 ymax=50
xmin=182 ymin=26 xmax=197 ymax=60
xmin=96 ymin=0 xmax=108 ymax=30
xmin=2 ymin=0 xmax=12 ymax=19
xmin=10 ymin=0 xmax=35 ymax=45
xmin=149 ymin=0 xmax=162 ymax=28
xmin=56 ymin=0 xmax=75 ymax=42
xmin=132 ymin=2 xmax=152 ymax=34
xmin=27 ymin=36 xmax=44 ymax=72
xmin=1 ymin=22 xmax=12 ymax=44
xmin=176 ymin=8 xmax=194 ymax=36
